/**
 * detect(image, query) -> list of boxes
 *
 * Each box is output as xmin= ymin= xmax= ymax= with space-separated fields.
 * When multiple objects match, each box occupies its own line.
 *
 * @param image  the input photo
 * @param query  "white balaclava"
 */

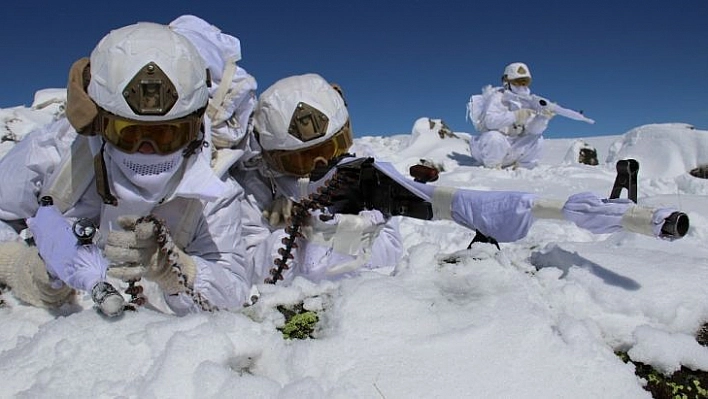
xmin=104 ymin=144 xmax=185 ymax=204
xmin=509 ymin=83 xmax=531 ymax=96
xmin=97 ymin=143 xmax=186 ymax=236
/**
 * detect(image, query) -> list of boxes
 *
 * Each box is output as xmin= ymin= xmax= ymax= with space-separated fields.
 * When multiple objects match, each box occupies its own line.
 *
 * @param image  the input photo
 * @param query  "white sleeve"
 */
xmin=250 ymin=228 xmax=290 ymax=285
xmin=239 ymin=193 xmax=273 ymax=282
xmin=27 ymin=205 xmax=106 ymax=292
xmin=480 ymin=92 xmax=516 ymax=132
xmin=0 ymin=119 xmax=76 ymax=222
xmin=166 ymin=180 xmax=253 ymax=314
xmin=366 ymin=217 xmax=403 ymax=269
xmin=524 ymin=113 xmax=551 ymax=135
xmin=250 ymin=211 xmax=404 ymax=285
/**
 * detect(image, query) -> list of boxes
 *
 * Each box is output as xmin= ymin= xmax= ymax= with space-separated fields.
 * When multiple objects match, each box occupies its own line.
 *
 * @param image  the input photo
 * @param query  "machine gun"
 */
xmin=265 ymin=157 xmax=434 ymax=283
xmin=329 ymin=158 xmax=433 ymax=219
xmin=264 ymin=157 xmax=689 ymax=284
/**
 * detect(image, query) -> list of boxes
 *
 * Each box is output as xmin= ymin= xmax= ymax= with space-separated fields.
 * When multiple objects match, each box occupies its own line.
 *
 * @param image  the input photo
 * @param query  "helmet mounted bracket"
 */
xmin=288 ymin=102 xmax=329 ymax=142
xmin=122 ymin=62 xmax=178 ymax=116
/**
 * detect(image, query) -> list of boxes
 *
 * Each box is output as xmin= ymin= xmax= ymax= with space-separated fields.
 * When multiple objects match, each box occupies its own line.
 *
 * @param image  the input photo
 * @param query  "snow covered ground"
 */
xmin=1 ymin=90 xmax=708 ymax=398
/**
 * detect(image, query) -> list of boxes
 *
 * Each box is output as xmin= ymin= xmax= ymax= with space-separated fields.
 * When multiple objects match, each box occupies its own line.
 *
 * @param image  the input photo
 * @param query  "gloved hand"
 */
xmin=524 ymin=110 xmax=552 ymax=135
xmin=267 ymin=209 xmax=387 ymax=282
xmin=514 ymin=108 xmax=534 ymax=125
xmin=105 ymin=215 xmax=197 ymax=295
xmin=262 ymin=196 xmax=294 ymax=227
xmin=302 ymin=209 xmax=386 ymax=257
xmin=0 ymin=241 xmax=74 ymax=308
xmin=90 ymin=281 xmax=125 ymax=317
xmin=562 ymin=192 xmax=634 ymax=234
xmin=538 ymin=107 xmax=555 ymax=119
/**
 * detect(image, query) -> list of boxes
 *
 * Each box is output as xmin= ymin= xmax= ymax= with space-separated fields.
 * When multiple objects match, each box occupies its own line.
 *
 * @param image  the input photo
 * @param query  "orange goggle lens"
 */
xmin=97 ymin=109 xmax=203 ymax=155
xmin=264 ymin=123 xmax=353 ymax=177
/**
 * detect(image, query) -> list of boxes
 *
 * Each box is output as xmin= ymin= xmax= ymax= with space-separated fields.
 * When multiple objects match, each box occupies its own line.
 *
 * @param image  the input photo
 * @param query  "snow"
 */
xmin=2 ymin=94 xmax=708 ymax=398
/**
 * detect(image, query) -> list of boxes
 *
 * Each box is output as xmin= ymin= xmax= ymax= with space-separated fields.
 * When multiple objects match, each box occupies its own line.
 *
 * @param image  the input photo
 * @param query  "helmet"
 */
xmin=254 ymin=73 xmax=353 ymax=176
xmin=89 ymin=22 xmax=208 ymax=120
xmin=502 ymin=62 xmax=532 ymax=83
xmin=86 ymin=22 xmax=209 ymax=155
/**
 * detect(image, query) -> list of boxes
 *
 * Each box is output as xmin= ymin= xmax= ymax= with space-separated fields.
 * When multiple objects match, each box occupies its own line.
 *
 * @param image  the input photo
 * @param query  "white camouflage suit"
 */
xmin=234 ymin=161 xmax=404 ymax=285
xmin=0 ymin=118 xmax=252 ymax=315
xmin=229 ymin=74 xmax=404 ymax=286
xmin=468 ymin=85 xmax=551 ymax=169
xmin=0 ymin=16 xmax=258 ymax=314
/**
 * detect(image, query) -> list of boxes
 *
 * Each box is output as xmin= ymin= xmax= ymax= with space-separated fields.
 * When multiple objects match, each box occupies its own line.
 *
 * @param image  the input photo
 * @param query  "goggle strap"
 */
xmin=181 ymin=122 xmax=205 ymax=157
xmin=93 ymin=140 xmax=118 ymax=206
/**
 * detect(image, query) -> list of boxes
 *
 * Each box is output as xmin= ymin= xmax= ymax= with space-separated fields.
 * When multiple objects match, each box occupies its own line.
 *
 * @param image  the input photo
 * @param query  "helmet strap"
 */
xmin=182 ymin=124 xmax=207 ymax=158
xmin=93 ymin=140 xmax=118 ymax=206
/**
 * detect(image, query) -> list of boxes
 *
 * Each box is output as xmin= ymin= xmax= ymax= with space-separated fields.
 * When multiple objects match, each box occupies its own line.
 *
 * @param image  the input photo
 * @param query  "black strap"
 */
xmin=94 ymin=140 xmax=118 ymax=206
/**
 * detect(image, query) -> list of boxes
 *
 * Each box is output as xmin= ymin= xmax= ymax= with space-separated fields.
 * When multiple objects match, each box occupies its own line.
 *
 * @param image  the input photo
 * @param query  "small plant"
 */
xmin=277 ymin=304 xmax=319 ymax=340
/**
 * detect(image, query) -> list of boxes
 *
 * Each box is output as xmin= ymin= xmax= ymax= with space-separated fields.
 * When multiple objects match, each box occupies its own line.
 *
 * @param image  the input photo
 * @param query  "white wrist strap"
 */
xmin=620 ymin=205 xmax=655 ymax=237
xmin=206 ymin=56 xmax=237 ymax=123
xmin=531 ymin=198 xmax=565 ymax=220
xmin=431 ymin=186 xmax=457 ymax=221
xmin=297 ymin=177 xmax=310 ymax=200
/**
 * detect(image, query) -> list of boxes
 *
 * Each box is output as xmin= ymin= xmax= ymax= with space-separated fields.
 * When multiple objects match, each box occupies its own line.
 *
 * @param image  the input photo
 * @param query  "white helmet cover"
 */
xmin=88 ymin=22 xmax=209 ymax=121
xmin=254 ymin=73 xmax=348 ymax=151
xmin=503 ymin=62 xmax=532 ymax=81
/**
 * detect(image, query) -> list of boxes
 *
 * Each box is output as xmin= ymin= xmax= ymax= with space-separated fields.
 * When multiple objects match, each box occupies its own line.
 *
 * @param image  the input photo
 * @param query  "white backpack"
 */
xmin=466 ymin=85 xmax=499 ymax=133
xmin=170 ymin=15 xmax=257 ymax=150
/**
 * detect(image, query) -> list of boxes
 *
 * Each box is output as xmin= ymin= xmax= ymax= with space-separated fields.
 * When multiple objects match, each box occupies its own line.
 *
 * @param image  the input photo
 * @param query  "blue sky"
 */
xmin=1 ymin=1 xmax=706 ymax=139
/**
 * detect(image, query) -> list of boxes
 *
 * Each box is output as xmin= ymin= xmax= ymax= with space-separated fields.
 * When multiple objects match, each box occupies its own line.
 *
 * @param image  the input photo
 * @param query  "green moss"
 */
xmin=276 ymin=303 xmax=319 ymax=340
xmin=693 ymin=380 xmax=708 ymax=397
xmin=616 ymin=351 xmax=708 ymax=399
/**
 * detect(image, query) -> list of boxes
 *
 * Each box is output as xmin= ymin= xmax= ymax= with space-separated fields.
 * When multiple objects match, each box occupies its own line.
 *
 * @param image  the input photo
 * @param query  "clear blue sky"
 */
xmin=1 ymin=1 xmax=706 ymax=139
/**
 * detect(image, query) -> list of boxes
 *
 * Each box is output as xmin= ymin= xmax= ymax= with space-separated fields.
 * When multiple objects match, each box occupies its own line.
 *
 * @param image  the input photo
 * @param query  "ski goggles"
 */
xmin=508 ymin=77 xmax=531 ymax=87
xmin=94 ymin=108 xmax=204 ymax=155
xmin=262 ymin=122 xmax=353 ymax=177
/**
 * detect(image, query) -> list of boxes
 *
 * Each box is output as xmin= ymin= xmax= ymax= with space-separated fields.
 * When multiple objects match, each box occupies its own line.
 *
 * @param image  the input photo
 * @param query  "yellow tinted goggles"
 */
xmin=95 ymin=108 xmax=204 ymax=154
xmin=509 ymin=77 xmax=531 ymax=87
xmin=263 ymin=122 xmax=353 ymax=177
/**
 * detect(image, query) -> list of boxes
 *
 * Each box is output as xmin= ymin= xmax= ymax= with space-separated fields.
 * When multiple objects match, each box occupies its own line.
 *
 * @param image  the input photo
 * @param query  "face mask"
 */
xmin=105 ymin=144 xmax=185 ymax=202
xmin=509 ymin=84 xmax=531 ymax=96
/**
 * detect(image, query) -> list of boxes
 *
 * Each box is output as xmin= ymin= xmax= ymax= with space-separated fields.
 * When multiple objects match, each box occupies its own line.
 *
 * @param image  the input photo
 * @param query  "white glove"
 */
xmin=90 ymin=281 xmax=125 ymax=317
xmin=262 ymin=196 xmax=294 ymax=227
xmin=268 ymin=209 xmax=387 ymax=281
xmin=27 ymin=205 xmax=106 ymax=292
xmin=0 ymin=241 xmax=75 ymax=308
xmin=538 ymin=108 xmax=555 ymax=119
xmin=105 ymin=215 xmax=197 ymax=295
xmin=562 ymin=192 xmax=634 ymax=234
xmin=514 ymin=108 xmax=534 ymax=125
xmin=302 ymin=209 xmax=386 ymax=257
